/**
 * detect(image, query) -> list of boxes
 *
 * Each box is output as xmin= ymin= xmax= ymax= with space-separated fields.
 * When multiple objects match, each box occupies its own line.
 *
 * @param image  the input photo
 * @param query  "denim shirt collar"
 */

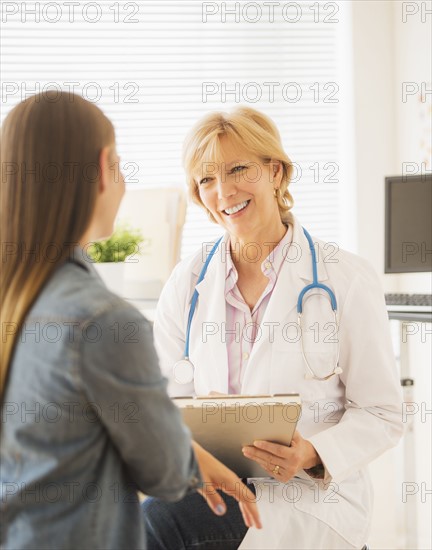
xmin=66 ymin=245 xmax=102 ymax=281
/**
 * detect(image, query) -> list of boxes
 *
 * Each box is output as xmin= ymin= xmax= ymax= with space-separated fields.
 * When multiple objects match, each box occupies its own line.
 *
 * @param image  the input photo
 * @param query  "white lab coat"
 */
xmin=154 ymin=212 xmax=404 ymax=549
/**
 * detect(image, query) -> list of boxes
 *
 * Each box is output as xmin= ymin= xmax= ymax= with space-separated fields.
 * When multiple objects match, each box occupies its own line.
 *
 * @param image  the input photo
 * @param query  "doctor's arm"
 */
xmin=244 ymin=262 xmax=404 ymax=484
xmin=303 ymin=263 xmax=404 ymax=484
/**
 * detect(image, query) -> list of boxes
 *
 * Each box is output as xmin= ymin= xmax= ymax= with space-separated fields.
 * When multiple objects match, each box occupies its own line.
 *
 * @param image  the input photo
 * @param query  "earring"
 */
xmin=273 ymin=188 xmax=279 ymax=198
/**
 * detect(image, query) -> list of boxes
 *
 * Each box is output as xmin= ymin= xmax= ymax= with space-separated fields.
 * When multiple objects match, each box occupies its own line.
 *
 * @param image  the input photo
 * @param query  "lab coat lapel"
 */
xmin=192 ymin=235 xmax=229 ymax=394
xmin=261 ymin=212 xmax=330 ymax=324
xmin=241 ymin=214 xmax=329 ymax=391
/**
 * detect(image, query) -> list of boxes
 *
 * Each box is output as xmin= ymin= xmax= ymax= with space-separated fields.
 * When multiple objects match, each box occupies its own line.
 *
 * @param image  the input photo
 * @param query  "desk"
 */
xmin=387 ymin=311 xmax=432 ymax=323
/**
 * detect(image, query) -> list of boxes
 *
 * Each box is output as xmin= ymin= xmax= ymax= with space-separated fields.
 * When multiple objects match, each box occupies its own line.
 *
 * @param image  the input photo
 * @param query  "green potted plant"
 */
xmin=87 ymin=222 xmax=145 ymax=294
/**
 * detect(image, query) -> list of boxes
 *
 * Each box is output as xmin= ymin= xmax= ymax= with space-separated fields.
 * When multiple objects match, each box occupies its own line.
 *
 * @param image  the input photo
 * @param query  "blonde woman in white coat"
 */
xmin=142 ymin=107 xmax=404 ymax=550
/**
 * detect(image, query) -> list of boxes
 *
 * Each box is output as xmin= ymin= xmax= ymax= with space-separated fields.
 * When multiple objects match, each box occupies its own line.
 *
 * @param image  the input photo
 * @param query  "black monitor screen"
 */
xmin=385 ymin=174 xmax=432 ymax=273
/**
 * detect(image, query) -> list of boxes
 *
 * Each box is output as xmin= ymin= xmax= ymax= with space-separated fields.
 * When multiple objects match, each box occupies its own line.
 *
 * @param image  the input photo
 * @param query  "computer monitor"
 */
xmin=385 ymin=174 xmax=432 ymax=273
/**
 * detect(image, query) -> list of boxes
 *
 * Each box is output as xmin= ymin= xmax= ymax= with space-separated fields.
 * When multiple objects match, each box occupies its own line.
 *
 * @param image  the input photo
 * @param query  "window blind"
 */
xmin=1 ymin=0 xmax=353 ymax=259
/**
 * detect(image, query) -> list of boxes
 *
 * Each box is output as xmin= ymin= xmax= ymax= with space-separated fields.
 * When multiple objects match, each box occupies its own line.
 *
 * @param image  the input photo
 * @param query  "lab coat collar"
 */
xmin=283 ymin=211 xmax=329 ymax=283
xmin=189 ymin=213 xmax=330 ymax=394
xmin=191 ymin=234 xmax=230 ymax=393
xmin=240 ymin=214 xmax=330 ymax=389
xmin=193 ymin=212 xmax=329 ymax=288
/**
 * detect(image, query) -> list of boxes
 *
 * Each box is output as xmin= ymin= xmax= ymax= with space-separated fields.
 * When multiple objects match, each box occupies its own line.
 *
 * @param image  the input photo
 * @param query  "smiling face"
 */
xmin=195 ymin=136 xmax=283 ymax=242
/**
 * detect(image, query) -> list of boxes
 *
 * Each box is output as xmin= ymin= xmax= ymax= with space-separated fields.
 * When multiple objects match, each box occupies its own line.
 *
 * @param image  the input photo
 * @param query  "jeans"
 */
xmin=142 ymin=482 xmax=256 ymax=550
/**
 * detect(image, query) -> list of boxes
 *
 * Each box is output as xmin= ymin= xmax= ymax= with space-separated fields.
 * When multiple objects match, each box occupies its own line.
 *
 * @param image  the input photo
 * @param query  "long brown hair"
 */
xmin=0 ymin=91 xmax=115 ymax=397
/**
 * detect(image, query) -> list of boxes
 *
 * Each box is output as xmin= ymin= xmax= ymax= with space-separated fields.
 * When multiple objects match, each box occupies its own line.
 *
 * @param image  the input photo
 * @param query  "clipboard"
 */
xmin=173 ymin=394 xmax=301 ymax=478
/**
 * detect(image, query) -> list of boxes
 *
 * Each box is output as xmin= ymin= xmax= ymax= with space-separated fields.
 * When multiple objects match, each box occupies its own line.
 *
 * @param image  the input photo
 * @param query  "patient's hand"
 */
xmin=192 ymin=441 xmax=262 ymax=530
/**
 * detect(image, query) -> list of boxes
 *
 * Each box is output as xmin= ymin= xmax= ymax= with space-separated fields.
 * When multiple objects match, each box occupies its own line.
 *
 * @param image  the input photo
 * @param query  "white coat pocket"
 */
xmin=270 ymin=334 xmax=339 ymax=402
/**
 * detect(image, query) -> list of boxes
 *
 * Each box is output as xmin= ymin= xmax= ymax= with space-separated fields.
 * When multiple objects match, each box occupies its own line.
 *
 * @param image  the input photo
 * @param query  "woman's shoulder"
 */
xmin=320 ymin=238 xmax=377 ymax=276
xmin=313 ymin=235 xmax=382 ymax=294
xmin=287 ymin=214 xmax=379 ymax=285
xmin=169 ymin=237 xmax=223 ymax=282
xmin=29 ymin=259 xmax=143 ymax=326
xmin=158 ymin=236 xmax=225 ymax=312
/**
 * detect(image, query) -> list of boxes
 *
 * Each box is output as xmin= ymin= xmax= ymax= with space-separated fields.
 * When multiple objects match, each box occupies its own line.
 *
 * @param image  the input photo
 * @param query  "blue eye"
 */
xmin=231 ymin=165 xmax=247 ymax=174
xmin=199 ymin=177 xmax=211 ymax=185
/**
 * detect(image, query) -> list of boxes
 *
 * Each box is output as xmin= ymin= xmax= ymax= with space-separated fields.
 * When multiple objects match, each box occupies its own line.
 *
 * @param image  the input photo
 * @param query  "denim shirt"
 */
xmin=1 ymin=248 xmax=201 ymax=549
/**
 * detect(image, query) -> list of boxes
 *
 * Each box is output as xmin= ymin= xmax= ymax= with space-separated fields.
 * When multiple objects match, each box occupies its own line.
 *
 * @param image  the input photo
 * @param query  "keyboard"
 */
xmin=385 ymin=293 xmax=432 ymax=313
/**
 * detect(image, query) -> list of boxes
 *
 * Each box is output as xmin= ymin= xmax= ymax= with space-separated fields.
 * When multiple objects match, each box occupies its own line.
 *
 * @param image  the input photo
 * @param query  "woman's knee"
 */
xmin=141 ymin=490 xmax=250 ymax=550
xmin=142 ymin=497 xmax=181 ymax=550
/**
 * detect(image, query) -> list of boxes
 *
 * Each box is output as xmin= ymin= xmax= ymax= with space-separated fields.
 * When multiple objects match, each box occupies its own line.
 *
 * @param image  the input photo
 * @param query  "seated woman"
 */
xmin=0 ymin=92 xmax=260 ymax=550
xmin=142 ymin=106 xmax=404 ymax=549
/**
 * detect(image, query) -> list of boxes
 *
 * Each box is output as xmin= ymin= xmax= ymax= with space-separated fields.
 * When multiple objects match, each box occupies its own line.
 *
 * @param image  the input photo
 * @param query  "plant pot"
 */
xmin=93 ymin=262 xmax=125 ymax=295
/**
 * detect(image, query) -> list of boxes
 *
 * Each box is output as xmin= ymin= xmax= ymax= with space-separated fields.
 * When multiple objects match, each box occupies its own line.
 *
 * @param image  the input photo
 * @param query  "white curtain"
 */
xmin=1 ymin=0 xmax=355 ymax=258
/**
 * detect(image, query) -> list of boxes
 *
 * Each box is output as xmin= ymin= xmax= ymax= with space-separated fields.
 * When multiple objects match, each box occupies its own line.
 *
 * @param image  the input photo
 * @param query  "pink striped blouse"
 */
xmin=225 ymin=224 xmax=293 ymax=394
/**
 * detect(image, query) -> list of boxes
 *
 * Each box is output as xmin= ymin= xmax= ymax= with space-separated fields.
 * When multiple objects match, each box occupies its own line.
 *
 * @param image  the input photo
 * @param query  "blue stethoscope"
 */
xmin=173 ymin=227 xmax=342 ymax=384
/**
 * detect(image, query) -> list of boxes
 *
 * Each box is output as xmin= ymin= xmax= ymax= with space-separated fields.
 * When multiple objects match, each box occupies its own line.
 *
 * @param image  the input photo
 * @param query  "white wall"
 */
xmin=392 ymin=0 xmax=432 ymax=295
xmin=392 ymin=4 xmax=432 ymax=549
xmin=351 ymin=2 xmax=431 ymax=549
xmin=351 ymin=0 xmax=431 ymax=292
xmin=351 ymin=0 xmax=397 ymax=282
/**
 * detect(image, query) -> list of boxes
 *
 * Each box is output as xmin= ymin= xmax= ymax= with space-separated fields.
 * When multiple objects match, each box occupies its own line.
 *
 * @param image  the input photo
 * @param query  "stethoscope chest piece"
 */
xmin=173 ymin=359 xmax=195 ymax=385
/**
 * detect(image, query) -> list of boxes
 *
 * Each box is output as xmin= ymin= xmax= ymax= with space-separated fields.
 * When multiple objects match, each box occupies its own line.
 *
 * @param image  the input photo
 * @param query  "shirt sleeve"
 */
xmin=79 ymin=302 xmax=202 ymax=501
xmin=305 ymin=261 xmax=404 ymax=484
